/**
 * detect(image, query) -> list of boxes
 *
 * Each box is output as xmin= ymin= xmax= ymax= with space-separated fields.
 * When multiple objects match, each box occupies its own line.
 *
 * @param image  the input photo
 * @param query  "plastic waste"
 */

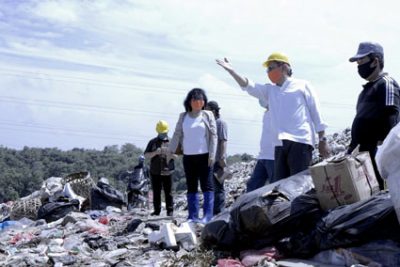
xmin=349 ymin=239 xmax=400 ymax=267
xmin=9 ymin=232 xmax=34 ymax=245
xmin=0 ymin=220 xmax=22 ymax=232
xmin=0 ymin=202 xmax=12 ymax=222
xmin=201 ymin=209 xmax=238 ymax=250
xmin=39 ymin=177 xmax=64 ymax=202
xmin=149 ymin=222 xmax=197 ymax=250
xmin=376 ymin=123 xmax=400 ymax=224
xmin=48 ymin=238 xmax=65 ymax=253
xmin=87 ymin=210 xmax=107 ymax=220
xmin=63 ymin=236 xmax=82 ymax=254
xmin=278 ymin=192 xmax=400 ymax=258
xmin=37 ymin=199 xmax=80 ymax=222
xmin=98 ymin=216 xmax=109 ymax=225
xmin=63 ymin=183 xmax=86 ymax=208
xmin=125 ymin=219 xmax=142 ymax=232
xmin=228 ymin=170 xmax=322 ymax=249
xmin=75 ymin=219 xmax=108 ymax=234
xmin=18 ymin=217 xmax=35 ymax=227
xmin=103 ymin=248 xmax=128 ymax=265
xmin=39 ymin=228 xmax=64 ymax=239
xmin=90 ymin=180 xmax=126 ymax=210
xmin=106 ymin=206 xmax=122 ymax=213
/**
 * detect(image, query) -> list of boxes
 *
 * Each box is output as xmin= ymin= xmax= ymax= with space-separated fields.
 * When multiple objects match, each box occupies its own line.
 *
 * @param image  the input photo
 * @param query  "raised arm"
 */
xmin=216 ymin=58 xmax=249 ymax=87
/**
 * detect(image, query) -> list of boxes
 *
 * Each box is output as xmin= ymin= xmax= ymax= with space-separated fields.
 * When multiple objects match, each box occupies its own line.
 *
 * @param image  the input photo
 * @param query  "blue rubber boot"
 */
xmin=201 ymin=191 xmax=214 ymax=224
xmin=187 ymin=193 xmax=199 ymax=222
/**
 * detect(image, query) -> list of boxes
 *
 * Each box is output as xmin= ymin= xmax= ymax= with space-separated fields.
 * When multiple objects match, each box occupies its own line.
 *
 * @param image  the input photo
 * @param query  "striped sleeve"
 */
xmin=383 ymin=75 xmax=399 ymax=106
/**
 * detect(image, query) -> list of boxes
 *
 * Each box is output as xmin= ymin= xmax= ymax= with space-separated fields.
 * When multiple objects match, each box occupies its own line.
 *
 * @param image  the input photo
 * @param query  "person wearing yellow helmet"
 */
xmin=144 ymin=120 xmax=175 ymax=216
xmin=216 ymin=53 xmax=330 ymax=181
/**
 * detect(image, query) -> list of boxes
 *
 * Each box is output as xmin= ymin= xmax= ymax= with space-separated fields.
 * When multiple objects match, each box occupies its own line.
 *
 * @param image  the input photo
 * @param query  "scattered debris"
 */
xmin=0 ymin=129 xmax=398 ymax=266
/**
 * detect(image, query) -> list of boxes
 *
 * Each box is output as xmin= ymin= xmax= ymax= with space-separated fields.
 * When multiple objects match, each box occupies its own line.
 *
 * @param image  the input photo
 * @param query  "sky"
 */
xmin=0 ymin=0 xmax=400 ymax=157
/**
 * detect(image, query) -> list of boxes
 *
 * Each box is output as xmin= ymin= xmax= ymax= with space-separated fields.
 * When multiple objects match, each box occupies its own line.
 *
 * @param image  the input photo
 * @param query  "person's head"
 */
xmin=349 ymin=42 xmax=384 ymax=81
xmin=138 ymin=155 xmax=145 ymax=166
xmin=205 ymin=100 xmax=220 ymax=119
xmin=183 ymin=88 xmax=208 ymax=112
xmin=263 ymin=52 xmax=292 ymax=85
xmin=155 ymin=120 xmax=169 ymax=140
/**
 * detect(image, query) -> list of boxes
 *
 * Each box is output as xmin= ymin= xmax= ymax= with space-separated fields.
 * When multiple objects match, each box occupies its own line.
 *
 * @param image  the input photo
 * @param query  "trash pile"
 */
xmin=0 ymin=128 xmax=399 ymax=267
xmin=1 ymin=165 xmax=238 ymax=266
xmin=202 ymin=129 xmax=400 ymax=267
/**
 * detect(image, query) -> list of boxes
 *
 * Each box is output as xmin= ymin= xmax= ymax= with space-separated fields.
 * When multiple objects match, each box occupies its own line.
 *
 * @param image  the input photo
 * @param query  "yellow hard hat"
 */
xmin=262 ymin=52 xmax=290 ymax=68
xmin=156 ymin=120 xmax=169 ymax=134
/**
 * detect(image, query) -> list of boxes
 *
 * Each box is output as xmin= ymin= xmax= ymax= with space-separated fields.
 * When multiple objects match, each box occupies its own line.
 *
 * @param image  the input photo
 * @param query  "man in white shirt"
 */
xmin=246 ymin=99 xmax=275 ymax=192
xmin=216 ymin=52 xmax=330 ymax=180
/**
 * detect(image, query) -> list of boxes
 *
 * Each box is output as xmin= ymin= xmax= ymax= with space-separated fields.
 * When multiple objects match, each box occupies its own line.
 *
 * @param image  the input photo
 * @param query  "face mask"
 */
xmin=158 ymin=133 xmax=168 ymax=140
xmin=191 ymin=99 xmax=204 ymax=111
xmin=357 ymin=60 xmax=376 ymax=79
xmin=268 ymin=68 xmax=282 ymax=84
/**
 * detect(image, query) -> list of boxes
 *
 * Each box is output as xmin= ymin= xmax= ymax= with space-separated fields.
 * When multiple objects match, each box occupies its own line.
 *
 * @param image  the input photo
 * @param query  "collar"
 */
xmin=363 ymin=72 xmax=387 ymax=88
xmin=279 ymin=77 xmax=292 ymax=89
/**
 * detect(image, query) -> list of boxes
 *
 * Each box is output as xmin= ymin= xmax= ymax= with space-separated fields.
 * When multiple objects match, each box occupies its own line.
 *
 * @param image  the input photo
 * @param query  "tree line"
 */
xmin=0 ymin=144 xmax=254 ymax=203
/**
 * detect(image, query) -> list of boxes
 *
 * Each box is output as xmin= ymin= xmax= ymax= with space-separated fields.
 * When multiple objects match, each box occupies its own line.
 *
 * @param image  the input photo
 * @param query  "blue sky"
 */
xmin=0 ymin=0 xmax=399 ymax=156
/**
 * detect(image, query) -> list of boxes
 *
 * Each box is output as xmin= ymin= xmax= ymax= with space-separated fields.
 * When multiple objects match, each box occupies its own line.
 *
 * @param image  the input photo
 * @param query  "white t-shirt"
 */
xmin=182 ymin=114 xmax=209 ymax=155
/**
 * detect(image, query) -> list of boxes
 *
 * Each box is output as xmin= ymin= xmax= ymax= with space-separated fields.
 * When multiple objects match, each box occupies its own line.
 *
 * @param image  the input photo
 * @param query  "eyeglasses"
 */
xmin=266 ymin=63 xmax=282 ymax=73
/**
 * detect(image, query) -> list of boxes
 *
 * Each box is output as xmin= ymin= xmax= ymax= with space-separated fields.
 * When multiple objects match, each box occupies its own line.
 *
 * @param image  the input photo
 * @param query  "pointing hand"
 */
xmin=216 ymin=58 xmax=234 ymax=72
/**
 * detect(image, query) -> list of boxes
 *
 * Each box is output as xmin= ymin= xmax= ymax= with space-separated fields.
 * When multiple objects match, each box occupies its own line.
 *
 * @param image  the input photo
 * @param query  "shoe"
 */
xmin=167 ymin=211 xmax=173 ymax=216
xmin=150 ymin=211 xmax=160 ymax=216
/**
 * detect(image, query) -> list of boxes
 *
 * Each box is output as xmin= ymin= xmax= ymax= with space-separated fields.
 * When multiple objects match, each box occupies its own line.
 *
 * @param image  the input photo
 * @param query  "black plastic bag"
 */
xmin=230 ymin=170 xmax=315 ymax=234
xmin=279 ymin=192 xmax=400 ymax=258
xmin=125 ymin=219 xmax=143 ymax=233
xmin=249 ymin=190 xmax=323 ymax=249
xmin=201 ymin=209 xmax=240 ymax=250
xmin=91 ymin=180 xmax=126 ymax=210
xmin=37 ymin=199 xmax=80 ymax=222
xmin=203 ymin=170 xmax=323 ymax=250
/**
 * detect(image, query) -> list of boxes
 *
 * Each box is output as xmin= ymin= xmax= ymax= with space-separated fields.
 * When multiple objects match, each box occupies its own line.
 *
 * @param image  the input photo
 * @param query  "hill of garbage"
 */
xmin=1 ymin=128 xmax=400 ymax=267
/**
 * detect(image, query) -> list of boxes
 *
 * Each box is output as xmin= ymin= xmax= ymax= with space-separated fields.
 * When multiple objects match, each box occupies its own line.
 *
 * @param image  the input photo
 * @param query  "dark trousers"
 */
xmin=359 ymin=144 xmax=384 ymax=190
xmin=274 ymin=140 xmax=313 ymax=180
xmin=246 ymin=159 xmax=275 ymax=192
xmin=213 ymin=162 xmax=225 ymax=214
xmin=183 ymin=153 xmax=214 ymax=193
xmin=151 ymin=174 xmax=173 ymax=213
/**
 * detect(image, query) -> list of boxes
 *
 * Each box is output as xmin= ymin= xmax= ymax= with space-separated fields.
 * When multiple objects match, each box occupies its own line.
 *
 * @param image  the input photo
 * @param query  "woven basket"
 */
xmin=63 ymin=171 xmax=94 ymax=199
xmin=10 ymin=198 xmax=42 ymax=220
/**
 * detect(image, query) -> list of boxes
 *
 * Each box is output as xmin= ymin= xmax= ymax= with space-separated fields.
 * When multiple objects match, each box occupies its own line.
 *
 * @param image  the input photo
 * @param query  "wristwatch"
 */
xmin=319 ymin=136 xmax=327 ymax=142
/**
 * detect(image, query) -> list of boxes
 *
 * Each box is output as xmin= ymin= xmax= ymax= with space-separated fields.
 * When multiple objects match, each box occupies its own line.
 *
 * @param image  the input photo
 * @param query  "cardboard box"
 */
xmin=309 ymin=152 xmax=380 ymax=210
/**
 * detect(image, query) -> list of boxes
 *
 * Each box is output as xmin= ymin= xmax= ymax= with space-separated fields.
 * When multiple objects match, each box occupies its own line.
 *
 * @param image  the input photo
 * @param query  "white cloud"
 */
xmin=30 ymin=0 xmax=81 ymax=24
xmin=0 ymin=0 xmax=399 ymax=155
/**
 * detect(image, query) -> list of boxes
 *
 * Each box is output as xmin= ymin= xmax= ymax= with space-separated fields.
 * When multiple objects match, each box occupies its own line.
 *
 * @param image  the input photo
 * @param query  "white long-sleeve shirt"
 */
xmin=258 ymin=110 xmax=275 ymax=160
xmin=242 ymin=77 xmax=328 ymax=147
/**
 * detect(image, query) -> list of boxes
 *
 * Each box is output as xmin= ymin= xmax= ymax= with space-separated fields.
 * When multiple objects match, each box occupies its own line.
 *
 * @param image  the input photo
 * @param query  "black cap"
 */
xmin=207 ymin=100 xmax=220 ymax=111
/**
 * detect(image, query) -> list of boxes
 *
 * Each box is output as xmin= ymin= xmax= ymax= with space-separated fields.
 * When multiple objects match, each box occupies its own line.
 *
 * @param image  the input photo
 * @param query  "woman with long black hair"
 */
xmin=169 ymin=88 xmax=217 ymax=223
